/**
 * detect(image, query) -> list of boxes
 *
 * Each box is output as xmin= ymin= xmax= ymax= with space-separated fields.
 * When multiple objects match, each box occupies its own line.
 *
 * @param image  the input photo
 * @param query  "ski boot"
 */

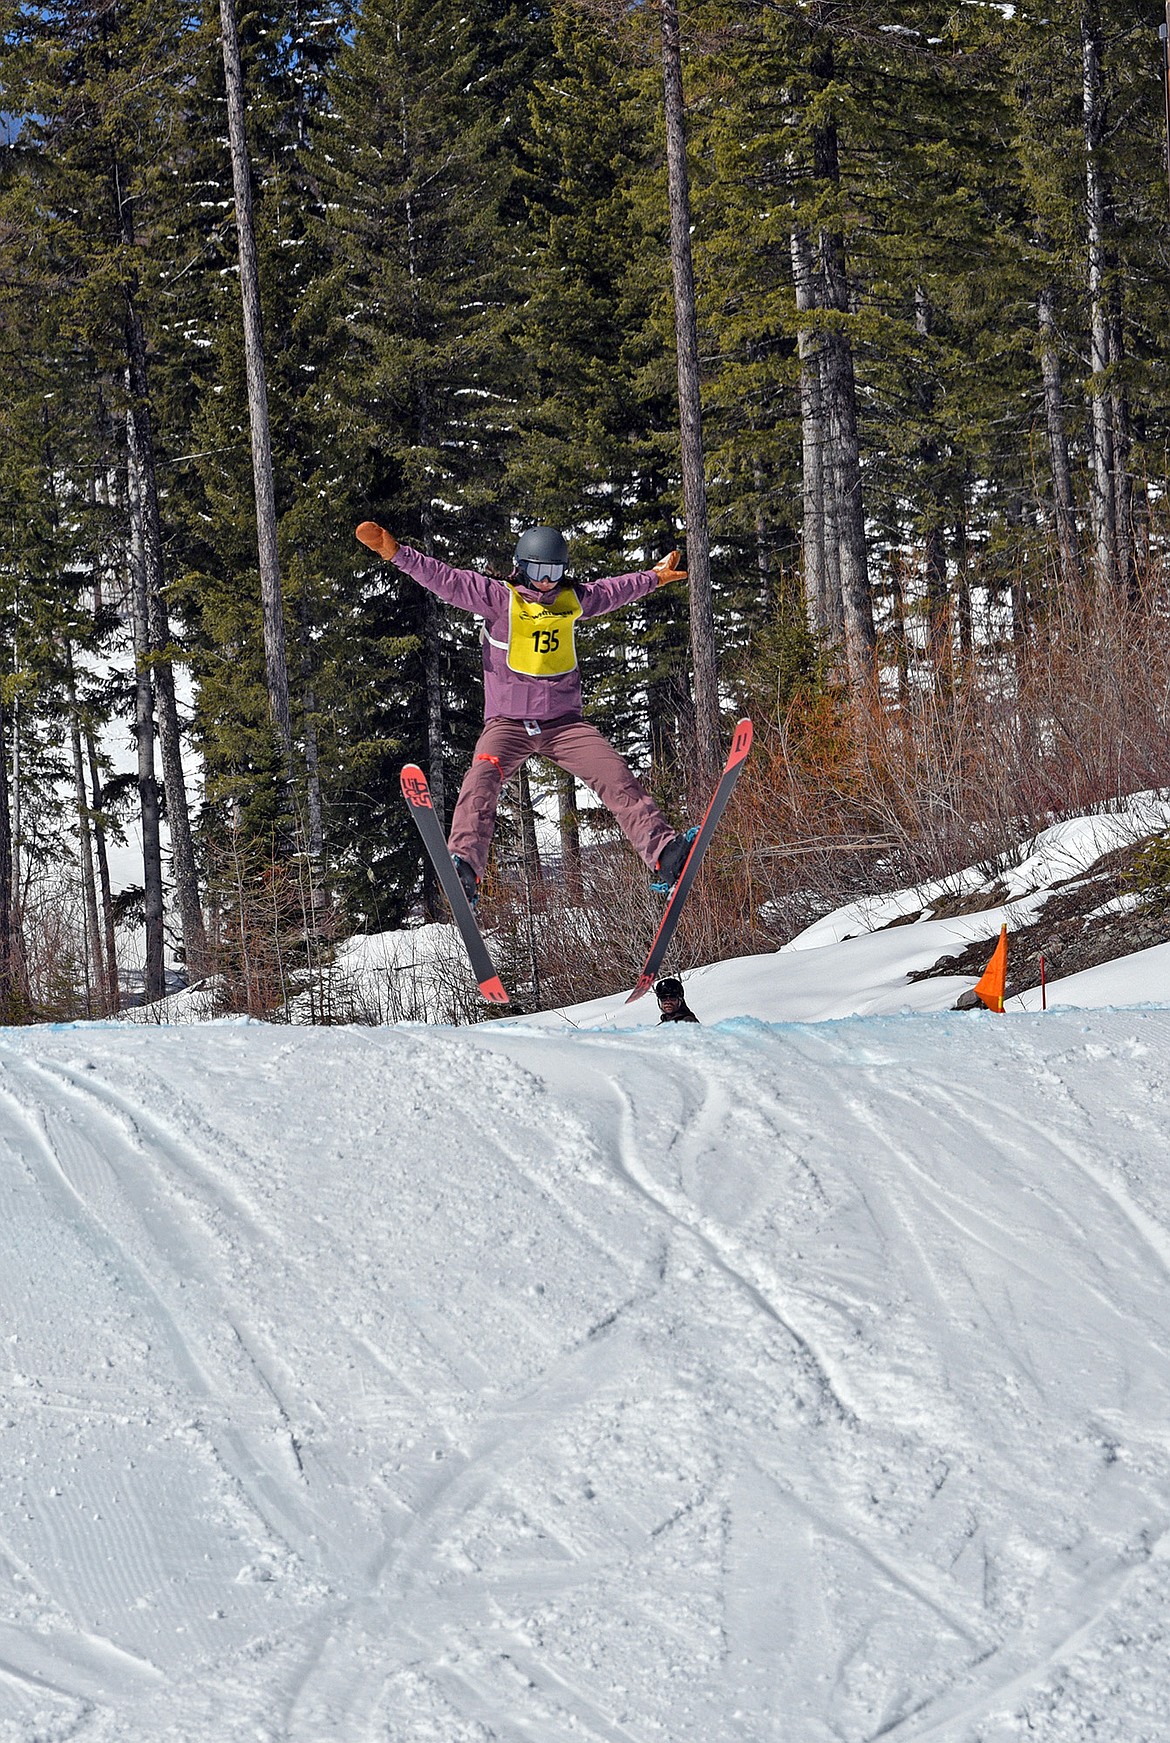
xmin=452 ymin=855 xmax=481 ymax=909
xmin=650 ymin=828 xmax=698 ymax=895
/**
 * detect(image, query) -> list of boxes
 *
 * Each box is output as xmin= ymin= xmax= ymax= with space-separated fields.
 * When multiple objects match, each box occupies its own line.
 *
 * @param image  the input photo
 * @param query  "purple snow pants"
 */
xmin=448 ymin=715 xmax=676 ymax=878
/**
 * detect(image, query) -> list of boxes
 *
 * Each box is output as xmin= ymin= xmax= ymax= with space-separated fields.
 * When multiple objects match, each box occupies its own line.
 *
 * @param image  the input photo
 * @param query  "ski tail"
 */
xmin=400 ymin=765 xmax=510 ymax=1006
xmin=724 ymin=717 xmax=753 ymax=771
xmin=626 ymin=718 xmax=753 ymax=1003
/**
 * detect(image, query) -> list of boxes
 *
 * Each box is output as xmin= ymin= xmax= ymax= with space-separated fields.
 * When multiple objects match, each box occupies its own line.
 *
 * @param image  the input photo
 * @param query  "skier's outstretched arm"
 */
xmin=355 ymin=522 xmax=500 ymax=615
xmin=579 ymin=549 xmax=688 ymax=619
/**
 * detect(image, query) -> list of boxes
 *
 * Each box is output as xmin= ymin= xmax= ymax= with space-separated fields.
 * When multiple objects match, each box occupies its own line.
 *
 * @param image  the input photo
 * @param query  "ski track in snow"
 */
xmin=0 ymin=1014 xmax=1168 ymax=1740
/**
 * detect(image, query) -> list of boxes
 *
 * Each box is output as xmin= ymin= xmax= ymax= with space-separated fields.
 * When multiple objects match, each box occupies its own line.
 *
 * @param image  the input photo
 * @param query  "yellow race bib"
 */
xmin=505 ymin=584 xmax=583 ymax=677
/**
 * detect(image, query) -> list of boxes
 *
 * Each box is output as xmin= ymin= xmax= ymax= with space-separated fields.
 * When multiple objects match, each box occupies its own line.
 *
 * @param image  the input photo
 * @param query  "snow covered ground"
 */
xmin=125 ymin=795 xmax=1170 ymax=1031
xmin=2 ymin=1009 xmax=1170 ymax=1735
xmin=515 ymin=801 xmax=1170 ymax=1032
xmin=4 ymin=802 xmax=1170 ymax=1740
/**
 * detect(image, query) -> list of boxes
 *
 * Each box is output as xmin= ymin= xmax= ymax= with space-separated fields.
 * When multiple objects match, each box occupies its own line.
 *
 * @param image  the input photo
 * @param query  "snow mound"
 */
xmin=113 ymin=794 xmax=1170 ymax=1031
xmin=1 ymin=1011 xmax=1170 ymax=1739
xmin=522 ymin=794 xmax=1170 ymax=1031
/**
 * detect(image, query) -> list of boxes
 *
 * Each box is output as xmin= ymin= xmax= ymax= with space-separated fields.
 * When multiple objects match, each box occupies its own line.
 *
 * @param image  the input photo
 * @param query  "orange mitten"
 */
xmin=356 ymin=521 xmax=400 ymax=560
xmin=653 ymin=549 xmax=687 ymax=586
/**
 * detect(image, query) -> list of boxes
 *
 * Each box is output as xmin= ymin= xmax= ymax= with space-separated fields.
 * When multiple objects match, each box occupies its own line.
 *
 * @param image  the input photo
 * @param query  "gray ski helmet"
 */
xmin=656 ymin=977 xmax=685 ymax=1002
xmin=514 ymin=525 xmax=569 ymax=585
xmin=514 ymin=525 xmax=569 ymax=567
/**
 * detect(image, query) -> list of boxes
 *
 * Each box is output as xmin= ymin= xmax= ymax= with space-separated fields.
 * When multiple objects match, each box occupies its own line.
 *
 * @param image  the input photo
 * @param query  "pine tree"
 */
xmin=512 ymin=7 xmax=697 ymax=806
xmin=313 ymin=0 xmax=523 ymax=920
xmin=157 ymin=0 xmax=348 ymax=885
xmin=0 ymin=0 xmax=210 ymax=995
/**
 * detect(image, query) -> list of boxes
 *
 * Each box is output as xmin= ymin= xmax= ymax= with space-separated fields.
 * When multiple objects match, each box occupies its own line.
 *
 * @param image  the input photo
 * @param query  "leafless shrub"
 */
xmin=15 ymin=871 xmax=89 ymax=1020
xmin=476 ymin=801 xmax=773 ymax=1012
xmin=202 ymin=828 xmax=343 ymax=1020
xmin=731 ymin=577 xmax=1170 ymax=942
xmin=471 ymin=569 xmax=1170 ymax=1019
xmin=290 ymin=926 xmax=487 ymax=1026
xmin=479 ymin=839 xmax=658 ymax=1011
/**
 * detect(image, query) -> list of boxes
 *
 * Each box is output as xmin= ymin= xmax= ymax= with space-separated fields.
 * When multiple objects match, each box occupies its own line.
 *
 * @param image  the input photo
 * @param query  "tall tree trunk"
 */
xmin=915 ymin=288 xmax=950 ymax=682
xmin=219 ymin=0 xmax=293 ymax=760
xmin=821 ymin=289 xmax=874 ymax=687
xmin=9 ymin=687 xmax=27 ymax=1007
xmin=0 ymin=698 xmax=13 ymax=1019
xmin=115 ymin=162 xmax=209 ymax=977
xmin=85 ymin=725 xmax=120 ymax=1013
xmin=1037 ymin=285 xmax=1082 ymax=592
xmin=790 ymin=224 xmax=831 ymax=635
xmin=1108 ymin=296 xmax=1137 ymax=602
xmin=660 ymin=0 xmax=720 ymax=793
xmin=1081 ymin=1 xmax=1118 ymax=598
xmin=556 ymin=768 xmax=582 ymax=900
xmin=811 ymin=37 xmax=874 ymax=691
xmin=126 ymin=425 xmax=166 ymax=1004
xmin=145 ymin=566 xmax=209 ymax=978
xmin=66 ymin=649 xmax=104 ymax=1017
xmin=821 ymin=412 xmax=845 ymax=648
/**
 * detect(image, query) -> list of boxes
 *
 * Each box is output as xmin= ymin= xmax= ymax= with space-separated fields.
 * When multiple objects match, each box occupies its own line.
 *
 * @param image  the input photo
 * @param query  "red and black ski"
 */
xmin=400 ymin=765 xmax=509 ymax=1005
xmin=627 ymin=718 xmax=753 ymax=1004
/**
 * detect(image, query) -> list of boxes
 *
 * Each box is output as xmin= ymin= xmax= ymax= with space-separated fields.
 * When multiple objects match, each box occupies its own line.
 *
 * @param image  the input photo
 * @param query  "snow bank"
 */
xmin=1014 ymin=937 xmax=1170 ymax=1012
xmin=2 ymin=1009 xmax=1170 ymax=1739
xmin=117 ymin=924 xmax=479 ymax=1027
xmin=521 ymin=794 xmax=1170 ymax=1031
xmin=786 ymin=796 xmax=1170 ymax=953
xmin=113 ymin=792 xmax=1170 ymax=1032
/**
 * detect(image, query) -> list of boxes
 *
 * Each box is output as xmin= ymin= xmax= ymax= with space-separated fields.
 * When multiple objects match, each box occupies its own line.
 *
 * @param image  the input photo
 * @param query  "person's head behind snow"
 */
xmin=514 ymin=525 xmax=569 ymax=590
xmin=655 ymin=976 xmax=698 ymax=1023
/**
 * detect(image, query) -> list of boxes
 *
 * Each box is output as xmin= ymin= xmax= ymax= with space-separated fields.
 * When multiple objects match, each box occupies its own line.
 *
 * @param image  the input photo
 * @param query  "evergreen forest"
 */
xmin=1 ymin=0 xmax=1169 ymax=1019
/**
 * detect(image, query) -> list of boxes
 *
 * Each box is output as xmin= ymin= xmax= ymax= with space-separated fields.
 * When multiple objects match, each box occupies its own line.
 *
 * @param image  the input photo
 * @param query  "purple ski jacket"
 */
xmin=390 ymin=544 xmax=660 ymax=722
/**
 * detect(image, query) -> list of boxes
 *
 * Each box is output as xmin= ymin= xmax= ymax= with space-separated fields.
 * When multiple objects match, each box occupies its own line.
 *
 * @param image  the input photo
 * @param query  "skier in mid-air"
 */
xmin=356 ymin=521 xmax=697 ymax=906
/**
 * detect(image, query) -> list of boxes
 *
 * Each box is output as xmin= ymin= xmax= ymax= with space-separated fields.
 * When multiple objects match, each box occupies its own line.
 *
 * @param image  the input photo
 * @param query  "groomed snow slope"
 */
xmin=2 ymin=1008 xmax=1169 ymax=1742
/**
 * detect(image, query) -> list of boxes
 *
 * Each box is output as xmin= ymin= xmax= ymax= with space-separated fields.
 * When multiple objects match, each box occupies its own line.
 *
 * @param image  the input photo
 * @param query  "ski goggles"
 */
xmin=517 ymin=559 xmax=566 ymax=587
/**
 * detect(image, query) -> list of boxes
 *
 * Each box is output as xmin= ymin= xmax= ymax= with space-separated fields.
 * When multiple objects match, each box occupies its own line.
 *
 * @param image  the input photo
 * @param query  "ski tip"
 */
xmin=625 ymin=975 xmax=654 ymax=1005
xmin=479 ymin=976 xmax=509 ymax=1005
xmin=728 ymin=717 xmax=753 ymax=765
xmin=400 ymin=765 xmax=432 ymax=807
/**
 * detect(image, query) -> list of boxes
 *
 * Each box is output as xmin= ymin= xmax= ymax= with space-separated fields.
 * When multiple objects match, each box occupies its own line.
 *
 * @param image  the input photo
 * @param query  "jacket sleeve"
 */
xmin=577 ymin=569 xmax=659 ymax=620
xmin=390 ymin=544 xmax=503 ymax=616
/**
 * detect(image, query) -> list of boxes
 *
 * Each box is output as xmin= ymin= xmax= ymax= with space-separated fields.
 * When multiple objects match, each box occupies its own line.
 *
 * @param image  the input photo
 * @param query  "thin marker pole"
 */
xmin=1162 ymin=9 xmax=1170 ymax=218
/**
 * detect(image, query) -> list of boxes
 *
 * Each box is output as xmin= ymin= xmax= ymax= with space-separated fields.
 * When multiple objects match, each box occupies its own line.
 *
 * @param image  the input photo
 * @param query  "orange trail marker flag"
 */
xmin=974 ymin=924 xmax=1008 ymax=1013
